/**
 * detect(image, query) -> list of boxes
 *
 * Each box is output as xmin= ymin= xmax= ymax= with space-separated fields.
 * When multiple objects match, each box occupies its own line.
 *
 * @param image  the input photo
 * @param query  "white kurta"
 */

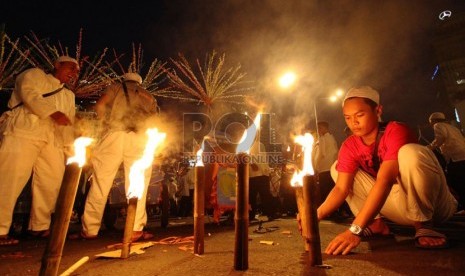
xmin=81 ymin=81 xmax=157 ymax=235
xmin=0 ymin=68 xmax=75 ymax=235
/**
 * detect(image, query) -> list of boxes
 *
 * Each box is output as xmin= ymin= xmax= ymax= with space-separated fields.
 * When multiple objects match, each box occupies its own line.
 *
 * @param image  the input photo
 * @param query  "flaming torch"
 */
xmin=121 ymin=128 xmax=166 ymax=259
xmin=290 ymin=133 xmax=322 ymax=266
xmin=40 ymin=137 xmax=93 ymax=276
xmin=234 ymin=113 xmax=261 ymax=271
xmin=194 ymin=142 xmax=205 ymax=255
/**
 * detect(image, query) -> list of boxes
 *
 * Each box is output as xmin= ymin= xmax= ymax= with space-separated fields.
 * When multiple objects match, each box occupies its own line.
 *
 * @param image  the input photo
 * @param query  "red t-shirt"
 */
xmin=336 ymin=121 xmax=417 ymax=177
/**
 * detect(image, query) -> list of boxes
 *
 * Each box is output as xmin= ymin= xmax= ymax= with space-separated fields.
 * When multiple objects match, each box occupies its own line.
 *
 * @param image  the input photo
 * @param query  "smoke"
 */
xmin=145 ymin=0 xmax=463 ymax=143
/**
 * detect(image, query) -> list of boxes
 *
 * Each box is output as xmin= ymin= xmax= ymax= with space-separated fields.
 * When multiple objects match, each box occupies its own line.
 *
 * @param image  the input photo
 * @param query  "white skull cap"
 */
xmin=55 ymin=56 xmax=79 ymax=69
xmin=429 ymin=112 xmax=445 ymax=123
xmin=123 ymin=72 xmax=143 ymax=84
xmin=343 ymin=86 xmax=380 ymax=106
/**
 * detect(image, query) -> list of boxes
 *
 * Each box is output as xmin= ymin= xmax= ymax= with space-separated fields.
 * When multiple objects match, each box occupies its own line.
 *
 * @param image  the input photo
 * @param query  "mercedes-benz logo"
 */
xmin=439 ymin=10 xmax=452 ymax=20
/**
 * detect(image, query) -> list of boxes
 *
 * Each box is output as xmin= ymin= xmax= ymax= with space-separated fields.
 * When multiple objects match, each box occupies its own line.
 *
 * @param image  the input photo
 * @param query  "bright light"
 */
xmin=128 ymin=128 xmax=166 ymax=199
xmin=329 ymin=95 xmax=338 ymax=102
xmin=196 ymin=142 xmax=204 ymax=167
xmin=236 ymin=113 xmax=261 ymax=153
xmin=290 ymin=133 xmax=315 ymax=186
xmin=67 ymin=137 xmax=94 ymax=167
xmin=335 ymin=89 xmax=344 ymax=97
xmin=279 ymin=72 xmax=297 ymax=89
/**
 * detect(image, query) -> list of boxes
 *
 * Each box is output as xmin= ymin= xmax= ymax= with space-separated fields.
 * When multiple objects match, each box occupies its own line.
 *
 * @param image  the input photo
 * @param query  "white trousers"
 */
xmin=331 ymin=144 xmax=457 ymax=225
xmin=0 ymin=135 xmax=65 ymax=235
xmin=82 ymin=131 xmax=151 ymax=235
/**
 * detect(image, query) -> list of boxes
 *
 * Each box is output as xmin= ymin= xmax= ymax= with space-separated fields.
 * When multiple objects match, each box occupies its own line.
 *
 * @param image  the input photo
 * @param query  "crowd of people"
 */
xmin=0 ymin=58 xmax=464 ymax=255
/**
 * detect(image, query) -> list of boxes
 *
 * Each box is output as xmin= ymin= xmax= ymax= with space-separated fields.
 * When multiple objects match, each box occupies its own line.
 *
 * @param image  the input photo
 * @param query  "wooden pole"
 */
xmin=40 ymin=163 xmax=82 ymax=276
xmin=234 ymin=152 xmax=249 ymax=271
xmin=303 ymin=175 xmax=322 ymax=266
xmin=194 ymin=165 xmax=205 ymax=255
xmin=121 ymin=197 xmax=138 ymax=258
xmin=294 ymin=187 xmax=310 ymax=251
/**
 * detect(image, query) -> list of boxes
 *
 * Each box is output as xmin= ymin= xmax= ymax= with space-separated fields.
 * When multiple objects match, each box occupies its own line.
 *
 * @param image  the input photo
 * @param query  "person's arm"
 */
xmin=325 ymin=159 xmax=398 ymax=255
xmin=317 ymin=171 xmax=353 ymax=220
xmin=429 ymin=124 xmax=446 ymax=150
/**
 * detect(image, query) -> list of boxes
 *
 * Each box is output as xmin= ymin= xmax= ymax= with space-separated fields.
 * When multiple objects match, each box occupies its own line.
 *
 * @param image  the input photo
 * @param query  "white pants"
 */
xmin=0 ymin=135 xmax=65 ymax=235
xmin=331 ymin=144 xmax=457 ymax=226
xmin=82 ymin=131 xmax=152 ymax=236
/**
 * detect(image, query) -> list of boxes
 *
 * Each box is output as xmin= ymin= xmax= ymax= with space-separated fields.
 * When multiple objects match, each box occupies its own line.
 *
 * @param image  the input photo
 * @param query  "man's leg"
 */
xmin=29 ymin=141 xmax=65 ymax=231
xmin=82 ymin=132 xmax=124 ymax=236
xmin=0 ymin=136 xmax=41 ymax=236
xmin=123 ymin=131 xmax=151 ymax=232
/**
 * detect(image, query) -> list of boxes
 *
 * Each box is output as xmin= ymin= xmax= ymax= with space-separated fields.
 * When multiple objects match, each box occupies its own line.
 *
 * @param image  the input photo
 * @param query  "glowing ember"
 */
xmin=127 ymin=128 xmax=166 ymax=199
xmin=66 ymin=137 xmax=94 ymax=167
xmin=236 ymin=113 xmax=261 ymax=153
xmin=290 ymin=133 xmax=315 ymax=187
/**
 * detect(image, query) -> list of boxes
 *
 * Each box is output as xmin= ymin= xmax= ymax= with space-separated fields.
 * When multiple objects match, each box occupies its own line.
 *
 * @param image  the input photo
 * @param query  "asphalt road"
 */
xmin=1 ymin=214 xmax=465 ymax=276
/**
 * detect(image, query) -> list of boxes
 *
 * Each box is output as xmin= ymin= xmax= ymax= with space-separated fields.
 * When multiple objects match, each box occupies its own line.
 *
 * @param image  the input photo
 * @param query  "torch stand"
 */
xmin=302 ymin=175 xmax=322 ymax=266
xmin=194 ymin=165 xmax=205 ymax=255
xmin=40 ymin=163 xmax=82 ymax=276
xmin=121 ymin=197 xmax=138 ymax=258
xmin=234 ymin=152 xmax=249 ymax=271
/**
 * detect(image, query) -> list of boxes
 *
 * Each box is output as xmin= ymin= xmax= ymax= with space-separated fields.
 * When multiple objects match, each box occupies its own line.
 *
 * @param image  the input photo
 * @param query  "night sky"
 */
xmin=2 ymin=0 xmax=465 ymax=144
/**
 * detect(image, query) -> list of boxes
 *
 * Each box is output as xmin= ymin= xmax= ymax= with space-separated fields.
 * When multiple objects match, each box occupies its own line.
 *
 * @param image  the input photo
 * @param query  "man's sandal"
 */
xmin=28 ymin=229 xmax=50 ymax=239
xmin=414 ymin=228 xmax=449 ymax=249
xmin=361 ymin=227 xmax=394 ymax=240
xmin=0 ymin=236 xmax=19 ymax=246
xmin=131 ymin=231 xmax=154 ymax=242
xmin=68 ymin=231 xmax=98 ymax=240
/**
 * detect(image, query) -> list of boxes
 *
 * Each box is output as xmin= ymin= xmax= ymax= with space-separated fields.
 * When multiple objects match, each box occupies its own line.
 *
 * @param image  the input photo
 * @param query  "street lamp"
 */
xmin=279 ymin=72 xmax=297 ymax=89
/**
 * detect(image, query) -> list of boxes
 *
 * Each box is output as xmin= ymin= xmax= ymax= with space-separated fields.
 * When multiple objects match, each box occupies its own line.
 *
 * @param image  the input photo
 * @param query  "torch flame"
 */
xmin=196 ymin=141 xmax=204 ymax=167
xmin=127 ymin=128 xmax=166 ymax=199
xmin=66 ymin=137 xmax=94 ymax=167
xmin=290 ymin=133 xmax=314 ymax=187
xmin=236 ymin=113 xmax=261 ymax=153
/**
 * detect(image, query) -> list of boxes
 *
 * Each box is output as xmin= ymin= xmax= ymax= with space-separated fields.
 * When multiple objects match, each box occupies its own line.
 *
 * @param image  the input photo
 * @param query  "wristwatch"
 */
xmin=349 ymin=224 xmax=363 ymax=236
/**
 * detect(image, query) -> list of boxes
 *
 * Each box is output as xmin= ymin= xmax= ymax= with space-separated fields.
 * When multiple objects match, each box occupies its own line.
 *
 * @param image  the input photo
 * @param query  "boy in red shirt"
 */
xmin=318 ymin=86 xmax=457 ymax=255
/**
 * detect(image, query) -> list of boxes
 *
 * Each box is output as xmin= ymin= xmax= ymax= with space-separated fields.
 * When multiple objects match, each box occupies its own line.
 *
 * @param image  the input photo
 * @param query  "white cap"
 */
xmin=55 ymin=56 xmax=79 ymax=69
xmin=429 ymin=112 xmax=446 ymax=123
xmin=123 ymin=72 xmax=143 ymax=84
xmin=343 ymin=86 xmax=380 ymax=106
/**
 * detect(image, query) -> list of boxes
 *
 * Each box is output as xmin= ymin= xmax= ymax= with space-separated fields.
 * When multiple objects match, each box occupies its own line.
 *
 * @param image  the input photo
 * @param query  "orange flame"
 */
xmin=290 ymin=133 xmax=314 ymax=187
xmin=236 ymin=113 xmax=261 ymax=153
xmin=196 ymin=141 xmax=204 ymax=167
xmin=127 ymin=128 xmax=166 ymax=199
xmin=66 ymin=137 xmax=94 ymax=167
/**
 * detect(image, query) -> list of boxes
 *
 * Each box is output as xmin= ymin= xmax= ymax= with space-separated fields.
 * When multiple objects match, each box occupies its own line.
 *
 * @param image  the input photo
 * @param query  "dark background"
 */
xmin=2 ymin=0 xmax=465 ymax=144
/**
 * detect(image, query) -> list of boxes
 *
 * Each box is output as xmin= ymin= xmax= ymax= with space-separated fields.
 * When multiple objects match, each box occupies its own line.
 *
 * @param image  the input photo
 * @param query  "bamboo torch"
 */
xmin=194 ymin=145 xmax=205 ymax=255
xmin=121 ymin=128 xmax=166 ymax=258
xmin=233 ymin=113 xmax=261 ymax=271
xmin=40 ymin=137 xmax=93 ymax=276
xmin=290 ymin=133 xmax=323 ymax=266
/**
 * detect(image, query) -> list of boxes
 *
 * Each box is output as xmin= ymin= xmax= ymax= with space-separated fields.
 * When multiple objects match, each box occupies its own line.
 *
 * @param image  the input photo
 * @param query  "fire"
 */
xmin=66 ymin=137 xmax=94 ymax=167
xmin=196 ymin=141 xmax=204 ymax=167
xmin=127 ymin=128 xmax=166 ymax=199
xmin=290 ymin=133 xmax=315 ymax=186
xmin=287 ymin=145 xmax=291 ymax=152
xmin=236 ymin=113 xmax=261 ymax=153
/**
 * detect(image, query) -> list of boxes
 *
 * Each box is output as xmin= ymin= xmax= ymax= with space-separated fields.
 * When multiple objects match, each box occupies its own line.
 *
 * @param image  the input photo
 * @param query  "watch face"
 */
xmin=350 ymin=224 xmax=362 ymax=235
